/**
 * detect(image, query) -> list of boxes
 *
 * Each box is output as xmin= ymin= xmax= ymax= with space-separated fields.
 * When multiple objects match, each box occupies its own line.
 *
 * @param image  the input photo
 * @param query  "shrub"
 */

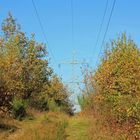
xmin=30 ymin=92 xmax=49 ymax=111
xmin=11 ymin=97 xmax=27 ymax=119
xmin=77 ymin=95 xmax=91 ymax=110
xmin=31 ymin=75 xmax=74 ymax=115
xmin=48 ymin=98 xmax=59 ymax=112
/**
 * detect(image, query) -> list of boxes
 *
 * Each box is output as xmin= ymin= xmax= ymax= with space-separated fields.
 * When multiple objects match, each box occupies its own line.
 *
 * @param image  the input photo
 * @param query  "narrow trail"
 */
xmin=66 ymin=115 xmax=90 ymax=140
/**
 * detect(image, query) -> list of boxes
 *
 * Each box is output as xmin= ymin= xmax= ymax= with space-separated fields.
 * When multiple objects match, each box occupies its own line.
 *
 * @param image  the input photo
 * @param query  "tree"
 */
xmin=32 ymin=75 xmax=74 ymax=115
xmin=94 ymin=34 xmax=140 ymax=97
xmin=0 ymin=13 xmax=52 ymax=113
xmin=0 ymin=13 xmax=73 ymax=116
xmin=84 ymin=34 xmax=140 ymax=139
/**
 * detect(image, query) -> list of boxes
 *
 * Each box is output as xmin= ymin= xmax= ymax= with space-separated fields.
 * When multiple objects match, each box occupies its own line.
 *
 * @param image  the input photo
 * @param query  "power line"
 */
xmin=96 ymin=0 xmax=116 ymax=66
xmin=31 ymin=0 xmax=56 ymax=64
xmin=71 ymin=0 xmax=74 ymax=49
xmin=93 ymin=0 xmax=109 ymax=54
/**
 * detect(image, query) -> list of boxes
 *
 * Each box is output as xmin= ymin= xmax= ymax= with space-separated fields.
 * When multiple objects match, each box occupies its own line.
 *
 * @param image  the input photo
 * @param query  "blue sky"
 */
xmin=1 ymin=0 xmax=140 ymax=106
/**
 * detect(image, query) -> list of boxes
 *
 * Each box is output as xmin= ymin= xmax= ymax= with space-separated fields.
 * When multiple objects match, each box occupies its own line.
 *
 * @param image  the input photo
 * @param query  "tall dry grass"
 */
xmin=0 ymin=111 xmax=69 ymax=140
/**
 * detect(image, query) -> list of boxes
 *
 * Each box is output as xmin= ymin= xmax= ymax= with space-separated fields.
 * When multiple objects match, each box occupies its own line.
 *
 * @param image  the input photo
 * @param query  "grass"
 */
xmin=66 ymin=115 xmax=90 ymax=140
xmin=0 ymin=111 xmax=85 ymax=140
xmin=0 ymin=110 xmax=127 ymax=140
xmin=0 ymin=117 xmax=19 ymax=140
xmin=66 ymin=111 xmax=127 ymax=140
xmin=0 ymin=110 xmax=69 ymax=140
xmin=80 ymin=110 xmax=127 ymax=140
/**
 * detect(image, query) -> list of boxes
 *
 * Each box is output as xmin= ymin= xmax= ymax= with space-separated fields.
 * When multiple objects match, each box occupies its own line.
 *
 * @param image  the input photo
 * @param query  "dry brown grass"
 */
xmin=0 ymin=109 xmax=130 ymax=140
xmin=79 ymin=110 xmax=128 ymax=140
xmin=0 ymin=110 xmax=69 ymax=140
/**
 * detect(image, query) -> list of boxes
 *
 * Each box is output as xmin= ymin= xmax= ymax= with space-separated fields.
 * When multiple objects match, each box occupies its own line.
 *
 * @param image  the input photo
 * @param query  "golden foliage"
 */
xmin=83 ymin=34 xmax=140 ymax=139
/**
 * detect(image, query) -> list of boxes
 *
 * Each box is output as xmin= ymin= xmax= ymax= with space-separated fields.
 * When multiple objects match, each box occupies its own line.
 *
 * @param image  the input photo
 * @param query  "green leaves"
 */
xmin=2 ymin=12 xmax=20 ymax=40
xmin=11 ymin=97 xmax=27 ymax=119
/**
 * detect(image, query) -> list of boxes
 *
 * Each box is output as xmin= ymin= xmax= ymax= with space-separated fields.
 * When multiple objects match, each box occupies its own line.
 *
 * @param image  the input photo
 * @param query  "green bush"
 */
xmin=78 ymin=95 xmax=91 ymax=110
xmin=11 ymin=97 xmax=27 ymax=120
xmin=48 ymin=98 xmax=59 ymax=112
xmin=30 ymin=92 xmax=49 ymax=111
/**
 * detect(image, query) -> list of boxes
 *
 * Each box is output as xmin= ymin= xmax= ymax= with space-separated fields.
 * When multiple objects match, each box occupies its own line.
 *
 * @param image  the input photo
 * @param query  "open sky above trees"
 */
xmin=1 ymin=0 xmax=140 ymax=84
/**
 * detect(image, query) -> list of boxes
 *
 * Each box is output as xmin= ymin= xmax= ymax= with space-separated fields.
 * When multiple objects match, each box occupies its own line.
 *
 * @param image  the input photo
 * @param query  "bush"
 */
xmin=30 ymin=92 xmax=49 ymax=111
xmin=48 ymin=98 xmax=59 ymax=112
xmin=11 ymin=97 xmax=27 ymax=120
xmin=77 ymin=95 xmax=91 ymax=110
xmin=30 ymin=75 xmax=74 ymax=115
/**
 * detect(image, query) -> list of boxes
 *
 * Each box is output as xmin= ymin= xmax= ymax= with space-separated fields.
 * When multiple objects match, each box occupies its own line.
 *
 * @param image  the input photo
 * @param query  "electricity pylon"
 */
xmin=59 ymin=51 xmax=89 ymax=106
xmin=59 ymin=51 xmax=89 ymax=85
